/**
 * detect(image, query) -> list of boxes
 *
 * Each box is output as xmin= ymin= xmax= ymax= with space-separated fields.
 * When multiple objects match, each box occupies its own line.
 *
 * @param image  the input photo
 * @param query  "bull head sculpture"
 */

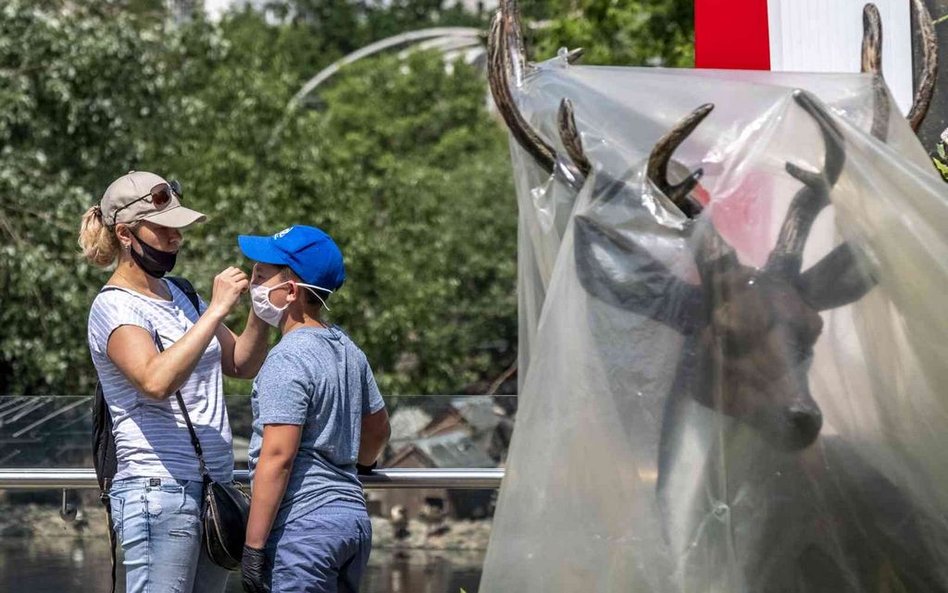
xmin=488 ymin=1 xmax=936 ymax=456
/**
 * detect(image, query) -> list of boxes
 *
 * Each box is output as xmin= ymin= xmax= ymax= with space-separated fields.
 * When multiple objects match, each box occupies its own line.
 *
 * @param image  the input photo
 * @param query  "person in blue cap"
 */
xmin=237 ymin=225 xmax=390 ymax=593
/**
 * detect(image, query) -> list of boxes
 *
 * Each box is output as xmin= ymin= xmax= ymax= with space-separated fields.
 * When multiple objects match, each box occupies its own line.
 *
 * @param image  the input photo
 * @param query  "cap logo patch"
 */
xmin=273 ymin=228 xmax=291 ymax=239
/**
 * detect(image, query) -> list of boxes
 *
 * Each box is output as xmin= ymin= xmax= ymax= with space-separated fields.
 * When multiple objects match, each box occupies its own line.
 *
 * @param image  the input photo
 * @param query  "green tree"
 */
xmin=0 ymin=3 xmax=519 ymax=396
xmin=0 ymin=0 xmax=695 ymax=396
xmin=524 ymin=0 xmax=694 ymax=66
xmin=266 ymin=51 xmax=518 ymax=395
xmin=267 ymin=0 xmax=487 ymax=57
xmin=0 ymin=1 xmax=187 ymax=393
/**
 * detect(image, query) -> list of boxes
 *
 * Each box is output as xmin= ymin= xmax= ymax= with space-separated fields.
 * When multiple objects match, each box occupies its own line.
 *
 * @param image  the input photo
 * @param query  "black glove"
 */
xmin=356 ymin=461 xmax=378 ymax=475
xmin=241 ymin=545 xmax=270 ymax=593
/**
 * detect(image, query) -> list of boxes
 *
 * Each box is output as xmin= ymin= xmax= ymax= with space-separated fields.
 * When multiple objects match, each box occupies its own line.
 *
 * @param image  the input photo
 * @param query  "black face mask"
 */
xmin=129 ymin=230 xmax=177 ymax=278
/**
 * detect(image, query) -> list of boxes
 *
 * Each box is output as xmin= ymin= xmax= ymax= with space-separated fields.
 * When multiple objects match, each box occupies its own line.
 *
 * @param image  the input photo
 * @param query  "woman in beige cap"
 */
xmin=79 ymin=171 xmax=269 ymax=593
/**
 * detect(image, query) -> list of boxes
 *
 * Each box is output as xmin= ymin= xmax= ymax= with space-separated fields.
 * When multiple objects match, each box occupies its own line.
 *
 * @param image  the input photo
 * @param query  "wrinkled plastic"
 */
xmin=483 ymin=58 xmax=948 ymax=593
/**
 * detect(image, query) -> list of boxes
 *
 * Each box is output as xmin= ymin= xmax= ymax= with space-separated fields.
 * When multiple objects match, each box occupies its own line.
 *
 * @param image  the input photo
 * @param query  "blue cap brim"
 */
xmin=238 ymin=235 xmax=289 ymax=266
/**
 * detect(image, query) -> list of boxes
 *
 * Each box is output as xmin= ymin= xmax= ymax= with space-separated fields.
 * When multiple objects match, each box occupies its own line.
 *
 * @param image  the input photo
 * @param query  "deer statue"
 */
xmin=487 ymin=1 xmax=947 ymax=590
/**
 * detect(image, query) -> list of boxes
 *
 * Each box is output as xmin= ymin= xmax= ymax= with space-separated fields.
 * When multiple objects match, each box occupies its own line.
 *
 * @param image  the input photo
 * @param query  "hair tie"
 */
xmin=91 ymin=204 xmax=102 ymax=218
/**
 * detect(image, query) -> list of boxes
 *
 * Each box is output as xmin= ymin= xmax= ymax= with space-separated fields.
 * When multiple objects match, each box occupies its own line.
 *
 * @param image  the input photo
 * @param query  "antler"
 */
xmin=767 ymin=4 xmax=881 ymax=309
xmin=488 ymin=0 xmax=718 ymax=214
xmin=861 ymin=3 xmax=890 ymax=142
xmin=908 ymin=0 xmax=938 ymax=132
xmin=487 ymin=5 xmax=589 ymax=188
xmin=564 ymin=48 xmax=585 ymax=64
xmin=646 ymin=105 xmax=714 ymax=218
xmin=487 ymin=11 xmax=557 ymax=172
xmin=795 ymin=243 xmax=876 ymax=310
xmin=557 ymin=98 xmax=592 ymax=178
xmin=861 ymin=3 xmax=883 ymax=75
xmin=766 ymin=91 xmax=846 ymax=276
xmin=573 ymin=207 xmax=705 ymax=334
xmin=859 ymin=1 xmax=937 ymax=133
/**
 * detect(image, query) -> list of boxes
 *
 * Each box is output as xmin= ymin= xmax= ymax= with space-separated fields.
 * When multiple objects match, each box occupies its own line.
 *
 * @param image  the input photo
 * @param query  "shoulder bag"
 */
xmin=154 ymin=328 xmax=251 ymax=571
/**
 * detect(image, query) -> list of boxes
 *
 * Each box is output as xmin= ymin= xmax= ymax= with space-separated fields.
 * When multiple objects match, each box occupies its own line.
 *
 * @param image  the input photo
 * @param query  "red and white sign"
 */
xmin=695 ymin=0 xmax=913 ymax=114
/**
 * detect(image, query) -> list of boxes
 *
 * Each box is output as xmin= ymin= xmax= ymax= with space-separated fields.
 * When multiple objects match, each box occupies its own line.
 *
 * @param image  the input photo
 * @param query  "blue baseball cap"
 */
xmin=238 ymin=225 xmax=346 ymax=291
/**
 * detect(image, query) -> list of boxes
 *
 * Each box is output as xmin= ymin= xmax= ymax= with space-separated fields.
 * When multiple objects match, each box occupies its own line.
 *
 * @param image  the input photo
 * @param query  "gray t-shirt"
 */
xmin=248 ymin=325 xmax=385 ymax=527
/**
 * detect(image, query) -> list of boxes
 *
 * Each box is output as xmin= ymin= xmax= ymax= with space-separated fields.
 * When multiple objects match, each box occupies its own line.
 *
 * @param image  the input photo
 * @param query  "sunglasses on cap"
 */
xmin=111 ymin=180 xmax=183 ymax=226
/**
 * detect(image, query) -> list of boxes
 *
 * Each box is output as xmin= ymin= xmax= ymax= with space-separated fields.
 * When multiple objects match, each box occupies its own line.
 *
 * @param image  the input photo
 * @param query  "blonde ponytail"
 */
xmin=78 ymin=205 xmax=120 ymax=268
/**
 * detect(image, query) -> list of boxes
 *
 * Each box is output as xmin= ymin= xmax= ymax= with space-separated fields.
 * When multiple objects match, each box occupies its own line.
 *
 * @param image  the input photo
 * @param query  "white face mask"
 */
xmin=250 ymin=280 xmax=333 ymax=328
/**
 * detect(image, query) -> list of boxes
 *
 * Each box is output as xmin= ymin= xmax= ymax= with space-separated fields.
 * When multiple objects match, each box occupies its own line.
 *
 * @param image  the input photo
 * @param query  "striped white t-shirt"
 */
xmin=87 ymin=279 xmax=234 ymax=482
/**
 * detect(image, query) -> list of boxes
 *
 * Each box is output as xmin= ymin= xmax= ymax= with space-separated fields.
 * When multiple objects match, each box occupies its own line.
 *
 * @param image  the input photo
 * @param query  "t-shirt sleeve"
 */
xmin=89 ymin=292 xmax=155 ymax=357
xmin=361 ymin=355 xmax=385 ymax=415
xmin=254 ymin=352 xmax=312 ymax=425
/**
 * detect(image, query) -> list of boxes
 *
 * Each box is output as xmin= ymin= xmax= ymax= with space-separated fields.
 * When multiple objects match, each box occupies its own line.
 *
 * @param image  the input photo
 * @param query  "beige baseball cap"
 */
xmin=101 ymin=171 xmax=206 ymax=228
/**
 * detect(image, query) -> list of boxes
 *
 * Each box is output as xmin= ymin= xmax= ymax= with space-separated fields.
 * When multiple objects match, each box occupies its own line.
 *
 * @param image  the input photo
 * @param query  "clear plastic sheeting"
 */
xmin=482 ymin=58 xmax=948 ymax=593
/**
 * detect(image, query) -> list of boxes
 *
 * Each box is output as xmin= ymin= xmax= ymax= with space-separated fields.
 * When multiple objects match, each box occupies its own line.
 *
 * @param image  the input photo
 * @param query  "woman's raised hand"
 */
xmin=208 ymin=267 xmax=250 ymax=318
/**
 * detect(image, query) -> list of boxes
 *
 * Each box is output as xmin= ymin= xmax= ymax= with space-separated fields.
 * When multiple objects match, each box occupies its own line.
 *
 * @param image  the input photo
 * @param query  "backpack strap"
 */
xmin=166 ymin=276 xmax=201 ymax=314
xmin=101 ymin=278 xmax=201 ymax=315
xmin=153 ymin=331 xmax=212 ymax=484
xmin=92 ymin=380 xmax=118 ymax=593
xmin=106 ymin=505 xmax=117 ymax=593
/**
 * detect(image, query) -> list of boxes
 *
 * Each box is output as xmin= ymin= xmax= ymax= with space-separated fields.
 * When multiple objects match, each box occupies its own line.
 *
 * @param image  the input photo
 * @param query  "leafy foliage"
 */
xmin=931 ymin=136 xmax=948 ymax=182
xmin=0 ymin=1 xmax=184 ymax=392
xmin=265 ymin=0 xmax=486 ymax=56
xmin=522 ymin=0 xmax=694 ymax=66
xmin=0 ymin=0 xmax=694 ymax=396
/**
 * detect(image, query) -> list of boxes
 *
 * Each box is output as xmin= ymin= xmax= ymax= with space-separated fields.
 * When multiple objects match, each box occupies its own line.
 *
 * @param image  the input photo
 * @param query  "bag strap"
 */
xmin=99 ymin=433 xmax=118 ymax=593
xmin=105 ymin=503 xmax=117 ymax=593
xmin=100 ymin=277 xmax=200 ymax=316
xmin=91 ymin=351 xmax=119 ymax=593
xmin=153 ymin=332 xmax=211 ymax=484
xmin=166 ymin=276 xmax=201 ymax=314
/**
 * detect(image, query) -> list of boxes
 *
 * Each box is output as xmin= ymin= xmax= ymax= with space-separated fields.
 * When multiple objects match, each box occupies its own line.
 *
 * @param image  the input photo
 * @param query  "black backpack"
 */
xmin=91 ymin=276 xmax=200 ymax=593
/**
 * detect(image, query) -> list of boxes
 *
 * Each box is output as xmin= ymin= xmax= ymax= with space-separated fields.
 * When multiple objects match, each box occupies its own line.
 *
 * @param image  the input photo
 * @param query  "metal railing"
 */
xmin=0 ymin=467 xmax=504 ymax=490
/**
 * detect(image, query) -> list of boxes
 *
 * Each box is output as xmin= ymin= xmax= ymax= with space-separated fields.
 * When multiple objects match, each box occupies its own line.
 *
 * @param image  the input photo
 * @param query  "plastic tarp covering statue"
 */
xmin=481 ymin=10 xmax=948 ymax=593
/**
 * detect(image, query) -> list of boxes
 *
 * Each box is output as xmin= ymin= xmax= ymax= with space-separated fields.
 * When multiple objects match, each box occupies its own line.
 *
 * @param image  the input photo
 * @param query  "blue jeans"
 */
xmin=266 ymin=502 xmax=373 ymax=593
xmin=109 ymin=477 xmax=230 ymax=593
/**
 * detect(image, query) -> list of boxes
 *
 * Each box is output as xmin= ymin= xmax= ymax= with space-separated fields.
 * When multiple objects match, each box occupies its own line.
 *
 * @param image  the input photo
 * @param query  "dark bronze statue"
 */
xmin=488 ymin=1 xmax=947 ymax=590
